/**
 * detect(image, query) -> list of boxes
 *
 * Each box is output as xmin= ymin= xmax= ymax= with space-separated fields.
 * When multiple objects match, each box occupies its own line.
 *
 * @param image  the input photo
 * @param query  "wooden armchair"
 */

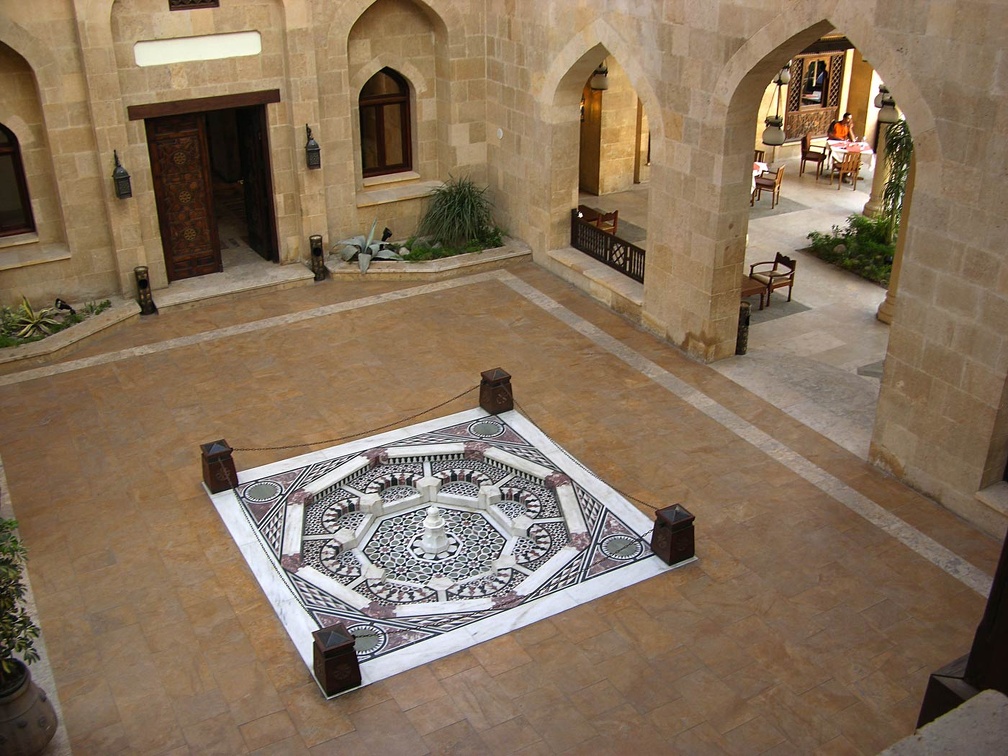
xmin=753 ymin=149 xmax=766 ymax=163
xmin=799 ymin=134 xmax=827 ymax=179
xmin=752 ymin=166 xmax=785 ymax=209
xmin=596 ymin=210 xmax=618 ymax=234
xmin=749 ymin=252 xmax=796 ymax=306
xmin=829 ymin=152 xmax=862 ymax=190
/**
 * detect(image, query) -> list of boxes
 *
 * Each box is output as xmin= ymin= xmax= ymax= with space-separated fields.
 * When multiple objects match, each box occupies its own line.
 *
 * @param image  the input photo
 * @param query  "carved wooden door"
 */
xmin=146 ymin=114 xmax=222 ymax=281
xmin=236 ymin=106 xmax=278 ymax=262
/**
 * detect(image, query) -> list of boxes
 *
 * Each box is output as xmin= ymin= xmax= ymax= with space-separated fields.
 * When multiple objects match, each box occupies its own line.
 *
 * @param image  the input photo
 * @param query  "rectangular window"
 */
xmin=169 ymin=0 xmax=220 ymax=11
xmin=382 ymin=107 xmax=404 ymax=166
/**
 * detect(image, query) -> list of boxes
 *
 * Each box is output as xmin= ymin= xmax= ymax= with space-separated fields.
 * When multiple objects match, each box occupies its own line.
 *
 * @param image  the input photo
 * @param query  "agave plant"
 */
xmin=14 ymin=296 xmax=61 ymax=339
xmin=333 ymin=218 xmax=401 ymax=273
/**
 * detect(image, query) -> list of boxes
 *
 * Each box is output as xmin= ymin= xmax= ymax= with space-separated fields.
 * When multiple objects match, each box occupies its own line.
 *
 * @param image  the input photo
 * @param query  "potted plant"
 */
xmin=0 ymin=518 xmax=57 ymax=754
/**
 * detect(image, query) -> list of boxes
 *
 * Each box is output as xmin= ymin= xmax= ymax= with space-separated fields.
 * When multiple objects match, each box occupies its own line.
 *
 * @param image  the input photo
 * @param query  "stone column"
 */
xmin=862 ymin=128 xmax=890 ymax=218
xmin=876 ymin=158 xmax=915 ymax=324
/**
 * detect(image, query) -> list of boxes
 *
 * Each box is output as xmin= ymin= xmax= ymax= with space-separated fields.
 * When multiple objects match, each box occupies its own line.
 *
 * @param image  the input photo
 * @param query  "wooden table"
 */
xmin=741 ymin=274 xmax=768 ymax=310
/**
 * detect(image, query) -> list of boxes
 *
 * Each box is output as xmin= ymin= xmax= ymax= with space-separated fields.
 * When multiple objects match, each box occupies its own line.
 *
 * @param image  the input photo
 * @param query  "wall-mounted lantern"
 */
xmin=589 ymin=63 xmax=609 ymax=91
xmin=112 ymin=150 xmax=132 ymax=199
xmin=875 ymin=85 xmax=899 ymax=124
xmin=305 ymin=124 xmax=321 ymax=169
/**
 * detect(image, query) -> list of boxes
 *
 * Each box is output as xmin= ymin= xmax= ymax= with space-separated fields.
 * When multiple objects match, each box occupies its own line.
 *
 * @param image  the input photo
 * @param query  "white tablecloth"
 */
xmin=752 ymin=161 xmax=768 ymax=193
xmin=826 ymin=140 xmax=874 ymax=170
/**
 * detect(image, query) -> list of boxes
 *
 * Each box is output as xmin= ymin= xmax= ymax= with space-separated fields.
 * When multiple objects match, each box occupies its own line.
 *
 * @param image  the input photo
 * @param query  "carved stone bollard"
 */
xmin=201 ymin=439 xmax=237 ymax=493
xmin=313 ymin=623 xmax=361 ymax=697
xmin=650 ymin=504 xmax=695 ymax=566
xmin=479 ymin=368 xmax=513 ymax=414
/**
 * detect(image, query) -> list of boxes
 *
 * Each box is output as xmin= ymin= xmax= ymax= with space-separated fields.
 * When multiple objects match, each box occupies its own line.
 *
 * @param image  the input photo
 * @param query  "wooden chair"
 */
xmin=829 ymin=152 xmax=862 ymax=190
xmin=799 ymin=134 xmax=827 ymax=180
xmin=749 ymin=252 xmax=796 ymax=306
xmin=595 ymin=210 xmax=618 ymax=234
xmin=753 ymin=149 xmax=766 ymax=163
xmin=752 ymin=166 xmax=785 ymax=208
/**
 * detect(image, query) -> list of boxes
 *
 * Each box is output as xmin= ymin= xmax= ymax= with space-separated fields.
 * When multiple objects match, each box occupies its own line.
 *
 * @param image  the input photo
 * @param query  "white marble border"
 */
xmin=208 ymin=408 xmax=677 ymax=690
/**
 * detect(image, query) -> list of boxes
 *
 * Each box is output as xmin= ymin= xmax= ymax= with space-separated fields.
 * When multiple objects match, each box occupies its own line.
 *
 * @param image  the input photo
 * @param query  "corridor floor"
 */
xmin=0 ymin=262 xmax=1001 ymax=754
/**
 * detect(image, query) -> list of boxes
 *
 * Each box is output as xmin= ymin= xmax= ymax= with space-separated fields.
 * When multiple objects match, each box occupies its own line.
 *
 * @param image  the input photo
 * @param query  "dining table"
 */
xmin=752 ymin=160 xmax=768 ymax=194
xmin=826 ymin=139 xmax=874 ymax=170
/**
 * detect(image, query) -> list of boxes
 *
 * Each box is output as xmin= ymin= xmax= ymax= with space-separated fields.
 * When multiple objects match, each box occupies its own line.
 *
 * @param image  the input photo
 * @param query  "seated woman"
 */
xmin=827 ymin=112 xmax=857 ymax=142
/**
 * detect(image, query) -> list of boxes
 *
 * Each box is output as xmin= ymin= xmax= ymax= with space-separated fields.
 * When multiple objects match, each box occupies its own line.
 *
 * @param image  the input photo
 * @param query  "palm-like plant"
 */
xmin=880 ymin=119 xmax=913 ymax=244
xmin=333 ymin=218 xmax=401 ymax=273
xmin=14 ymin=297 xmax=61 ymax=339
xmin=0 ymin=518 xmax=40 ymax=693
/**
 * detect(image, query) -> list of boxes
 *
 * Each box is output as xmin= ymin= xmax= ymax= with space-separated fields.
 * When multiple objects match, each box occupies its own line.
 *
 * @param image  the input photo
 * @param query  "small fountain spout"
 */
xmin=421 ymin=505 xmax=449 ymax=554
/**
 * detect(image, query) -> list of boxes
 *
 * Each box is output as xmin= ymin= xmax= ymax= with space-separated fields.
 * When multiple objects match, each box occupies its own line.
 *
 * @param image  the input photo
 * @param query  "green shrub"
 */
xmin=807 ymin=214 xmax=893 ymax=286
xmin=416 ymin=175 xmax=502 ymax=250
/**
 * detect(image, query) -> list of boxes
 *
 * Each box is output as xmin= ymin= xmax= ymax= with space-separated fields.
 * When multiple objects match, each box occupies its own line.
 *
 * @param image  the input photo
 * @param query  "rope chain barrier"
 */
xmin=231 ymin=385 xmax=479 ymax=453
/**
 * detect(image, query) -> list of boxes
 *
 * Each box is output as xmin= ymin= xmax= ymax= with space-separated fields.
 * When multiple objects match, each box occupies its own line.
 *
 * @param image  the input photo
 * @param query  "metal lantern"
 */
xmin=305 ymin=124 xmax=321 ymax=169
xmin=589 ymin=63 xmax=609 ymax=91
xmin=877 ymin=93 xmax=899 ymax=124
xmin=776 ymin=64 xmax=791 ymax=86
xmin=112 ymin=150 xmax=132 ymax=199
xmin=873 ymin=84 xmax=889 ymax=109
xmin=761 ymin=116 xmax=785 ymax=146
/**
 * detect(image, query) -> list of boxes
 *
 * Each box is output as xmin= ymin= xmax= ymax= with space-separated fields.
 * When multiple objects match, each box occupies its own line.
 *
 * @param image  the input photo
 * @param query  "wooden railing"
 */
xmin=569 ymin=210 xmax=646 ymax=284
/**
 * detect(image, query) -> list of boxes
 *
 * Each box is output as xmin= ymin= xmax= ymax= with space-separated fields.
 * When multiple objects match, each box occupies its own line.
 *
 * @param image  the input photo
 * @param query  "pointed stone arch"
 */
xmin=531 ymin=18 xmax=663 ymax=253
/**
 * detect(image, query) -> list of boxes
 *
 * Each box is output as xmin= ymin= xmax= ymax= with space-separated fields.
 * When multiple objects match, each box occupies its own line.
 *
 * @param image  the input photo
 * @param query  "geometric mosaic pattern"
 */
xmin=208 ymin=409 xmax=678 ymax=690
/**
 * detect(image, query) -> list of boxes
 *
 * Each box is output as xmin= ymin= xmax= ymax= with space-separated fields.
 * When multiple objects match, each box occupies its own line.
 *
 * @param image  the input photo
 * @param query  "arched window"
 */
xmin=359 ymin=68 xmax=412 ymax=178
xmin=0 ymin=124 xmax=35 ymax=236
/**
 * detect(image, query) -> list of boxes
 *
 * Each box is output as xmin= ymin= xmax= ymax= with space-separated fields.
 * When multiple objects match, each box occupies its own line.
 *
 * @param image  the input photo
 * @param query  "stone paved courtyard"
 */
xmin=0 ymin=261 xmax=1001 ymax=753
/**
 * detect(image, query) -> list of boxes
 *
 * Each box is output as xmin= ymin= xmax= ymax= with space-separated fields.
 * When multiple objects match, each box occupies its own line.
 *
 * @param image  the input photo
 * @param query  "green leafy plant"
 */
xmin=83 ymin=299 xmax=111 ymax=317
xmin=0 ymin=298 xmax=113 ymax=349
xmin=14 ymin=297 xmax=61 ymax=339
xmin=0 ymin=518 xmax=40 ymax=693
xmin=807 ymin=213 xmax=893 ymax=286
xmin=416 ymin=175 xmax=501 ymax=249
xmin=333 ymin=218 xmax=402 ymax=273
xmin=879 ymin=119 xmax=913 ymax=244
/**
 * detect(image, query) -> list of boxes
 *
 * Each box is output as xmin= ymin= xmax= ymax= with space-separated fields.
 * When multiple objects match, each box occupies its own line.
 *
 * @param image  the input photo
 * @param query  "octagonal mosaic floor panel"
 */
xmin=207 ymin=408 xmax=688 ymax=694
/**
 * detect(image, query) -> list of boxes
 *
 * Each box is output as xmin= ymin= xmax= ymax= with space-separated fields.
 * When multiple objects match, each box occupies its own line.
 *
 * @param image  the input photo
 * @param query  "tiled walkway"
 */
xmin=0 ymin=261 xmax=1002 ymax=753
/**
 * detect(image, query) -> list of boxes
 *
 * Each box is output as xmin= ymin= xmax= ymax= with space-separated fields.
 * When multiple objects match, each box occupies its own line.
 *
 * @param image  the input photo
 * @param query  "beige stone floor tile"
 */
xmin=1 ymin=264 xmax=1000 ymax=753
xmin=403 ymin=692 xmax=465 ymax=736
xmin=467 ymin=633 xmax=534 ymax=678
xmin=441 ymin=665 xmax=518 ymax=731
xmin=239 ymin=709 xmax=300 ymax=751
xmin=421 ymin=718 xmax=489 ymax=754
xmin=478 ymin=714 xmax=545 ymax=755
xmin=723 ymin=713 xmax=789 ymax=754
xmin=513 ymin=684 xmax=597 ymax=751
xmin=280 ymin=682 xmax=355 ymax=748
xmin=347 ymin=698 xmax=427 ymax=755
xmin=751 ymin=684 xmax=843 ymax=751
xmin=384 ymin=664 xmax=449 ymax=712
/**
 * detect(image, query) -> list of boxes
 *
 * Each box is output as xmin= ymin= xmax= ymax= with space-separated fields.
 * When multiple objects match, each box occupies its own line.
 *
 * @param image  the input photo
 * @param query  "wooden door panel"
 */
xmin=236 ymin=106 xmax=278 ymax=262
xmin=146 ymin=114 xmax=221 ymax=281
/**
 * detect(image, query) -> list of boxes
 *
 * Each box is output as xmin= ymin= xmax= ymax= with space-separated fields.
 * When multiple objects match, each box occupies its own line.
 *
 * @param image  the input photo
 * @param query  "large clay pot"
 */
xmin=0 ymin=661 xmax=58 ymax=755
